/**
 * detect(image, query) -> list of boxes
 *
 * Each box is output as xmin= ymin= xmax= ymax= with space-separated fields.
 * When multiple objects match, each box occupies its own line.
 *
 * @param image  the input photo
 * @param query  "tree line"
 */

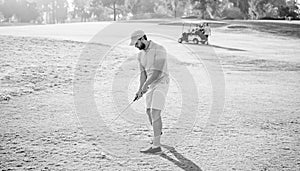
xmin=0 ymin=0 xmax=299 ymax=23
xmin=0 ymin=0 xmax=68 ymax=23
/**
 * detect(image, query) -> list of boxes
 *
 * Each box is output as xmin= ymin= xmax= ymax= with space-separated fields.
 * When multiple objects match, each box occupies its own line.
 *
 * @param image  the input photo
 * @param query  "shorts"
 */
xmin=146 ymin=79 xmax=169 ymax=111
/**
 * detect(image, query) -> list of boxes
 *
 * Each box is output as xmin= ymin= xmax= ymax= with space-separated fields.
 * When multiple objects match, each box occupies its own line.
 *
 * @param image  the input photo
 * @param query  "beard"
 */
xmin=137 ymin=42 xmax=146 ymax=50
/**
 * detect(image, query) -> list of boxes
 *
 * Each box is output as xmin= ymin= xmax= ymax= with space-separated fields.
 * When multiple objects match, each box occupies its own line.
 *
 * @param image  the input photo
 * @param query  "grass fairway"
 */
xmin=0 ymin=20 xmax=299 ymax=170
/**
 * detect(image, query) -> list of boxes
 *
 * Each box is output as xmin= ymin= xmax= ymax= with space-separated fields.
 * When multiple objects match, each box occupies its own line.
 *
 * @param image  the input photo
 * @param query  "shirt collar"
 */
xmin=145 ymin=40 xmax=153 ymax=52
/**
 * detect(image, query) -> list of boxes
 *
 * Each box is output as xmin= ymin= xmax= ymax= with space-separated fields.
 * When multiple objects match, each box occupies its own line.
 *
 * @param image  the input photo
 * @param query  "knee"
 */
xmin=146 ymin=108 xmax=151 ymax=115
xmin=151 ymin=109 xmax=161 ymax=121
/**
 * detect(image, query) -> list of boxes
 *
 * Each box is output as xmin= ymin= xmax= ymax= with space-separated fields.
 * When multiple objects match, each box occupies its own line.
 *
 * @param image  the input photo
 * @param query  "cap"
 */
xmin=129 ymin=30 xmax=145 ymax=46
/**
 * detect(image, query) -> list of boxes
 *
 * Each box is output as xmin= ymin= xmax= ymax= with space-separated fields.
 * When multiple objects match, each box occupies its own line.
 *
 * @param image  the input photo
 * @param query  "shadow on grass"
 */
xmin=159 ymin=144 xmax=202 ymax=171
xmin=207 ymin=44 xmax=246 ymax=51
xmin=185 ymin=42 xmax=246 ymax=52
xmin=227 ymin=20 xmax=300 ymax=39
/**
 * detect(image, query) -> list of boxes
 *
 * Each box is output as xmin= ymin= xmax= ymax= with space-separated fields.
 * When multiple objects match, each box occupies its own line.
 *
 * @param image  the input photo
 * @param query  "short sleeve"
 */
xmin=137 ymin=52 xmax=142 ymax=63
xmin=153 ymin=46 xmax=167 ymax=71
xmin=137 ymin=52 xmax=145 ymax=72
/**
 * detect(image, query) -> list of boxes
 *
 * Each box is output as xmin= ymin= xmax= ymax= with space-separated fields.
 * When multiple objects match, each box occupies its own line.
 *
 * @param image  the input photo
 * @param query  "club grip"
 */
xmin=133 ymin=95 xmax=138 ymax=101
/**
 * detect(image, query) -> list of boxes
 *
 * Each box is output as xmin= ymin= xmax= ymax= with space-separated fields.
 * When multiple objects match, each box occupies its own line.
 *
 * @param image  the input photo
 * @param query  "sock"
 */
xmin=153 ymin=135 xmax=161 ymax=147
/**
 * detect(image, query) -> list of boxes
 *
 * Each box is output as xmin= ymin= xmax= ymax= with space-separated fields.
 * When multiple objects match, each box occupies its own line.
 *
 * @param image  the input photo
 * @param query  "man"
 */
xmin=204 ymin=23 xmax=211 ymax=45
xmin=129 ymin=30 xmax=169 ymax=154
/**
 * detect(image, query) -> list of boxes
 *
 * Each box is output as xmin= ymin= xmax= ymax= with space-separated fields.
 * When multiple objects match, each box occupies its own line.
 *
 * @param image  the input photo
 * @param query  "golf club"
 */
xmin=107 ymin=95 xmax=139 ymax=127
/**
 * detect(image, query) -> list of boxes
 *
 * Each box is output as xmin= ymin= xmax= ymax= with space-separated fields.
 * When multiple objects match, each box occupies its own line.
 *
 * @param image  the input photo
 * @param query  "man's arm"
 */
xmin=142 ymin=69 xmax=162 ymax=89
xmin=139 ymin=63 xmax=147 ymax=90
xmin=134 ymin=62 xmax=147 ymax=100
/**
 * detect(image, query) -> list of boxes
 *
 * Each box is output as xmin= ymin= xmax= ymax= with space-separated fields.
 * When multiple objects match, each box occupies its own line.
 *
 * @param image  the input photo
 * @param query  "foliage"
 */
xmin=0 ymin=12 xmax=4 ymax=21
xmin=133 ymin=0 xmax=156 ymax=14
xmin=0 ymin=0 xmax=18 ymax=19
xmin=262 ymin=3 xmax=278 ymax=18
xmin=222 ymin=7 xmax=245 ymax=19
xmin=124 ymin=0 xmax=158 ymax=19
xmin=130 ymin=13 xmax=172 ymax=20
xmin=16 ymin=1 xmax=39 ymax=22
xmin=229 ymin=0 xmax=249 ymax=16
xmin=0 ymin=0 xmax=39 ymax=22
xmin=190 ymin=0 xmax=228 ymax=19
xmin=190 ymin=0 xmax=208 ymax=19
xmin=248 ymin=0 xmax=299 ymax=19
xmin=165 ymin=0 xmax=188 ymax=18
xmin=55 ymin=0 xmax=68 ymax=22
xmin=95 ymin=0 xmax=125 ymax=21
xmin=207 ymin=0 xmax=222 ymax=18
xmin=73 ymin=0 xmax=90 ymax=19
xmin=0 ymin=0 xmax=299 ymax=23
xmin=286 ymin=0 xmax=299 ymax=18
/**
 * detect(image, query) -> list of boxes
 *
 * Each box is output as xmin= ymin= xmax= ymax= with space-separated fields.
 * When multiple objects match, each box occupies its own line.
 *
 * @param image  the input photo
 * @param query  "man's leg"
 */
xmin=206 ymin=35 xmax=209 ymax=44
xmin=146 ymin=108 xmax=152 ymax=126
xmin=140 ymin=108 xmax=162 ymax=153
xmin=140 ymin=86 xmax=167 ymax=153
xmin=151 ymin=109 xmax=162 ymax=147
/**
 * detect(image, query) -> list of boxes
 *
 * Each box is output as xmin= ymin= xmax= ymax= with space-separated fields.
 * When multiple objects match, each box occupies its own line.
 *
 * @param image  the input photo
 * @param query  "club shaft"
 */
xmin=108 ymin=100 xmax=134 ymax=126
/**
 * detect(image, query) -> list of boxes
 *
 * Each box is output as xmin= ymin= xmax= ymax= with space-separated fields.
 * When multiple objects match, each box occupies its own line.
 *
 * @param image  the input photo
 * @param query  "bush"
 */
xmin=0 ymin=12 xmax=4 ymax=22
xmin=259 ymin=17 xmax=284 ymax=20
xmin=222 ymin=7 xmax=245 ymax=20
xmin=131 ymin=13 xmax=172 ymax=20
xmin=181 ymin=15 xmax=198 ymax=19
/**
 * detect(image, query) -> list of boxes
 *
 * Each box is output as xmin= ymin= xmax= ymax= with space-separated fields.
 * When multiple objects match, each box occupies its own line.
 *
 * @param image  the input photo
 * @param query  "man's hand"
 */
xmin=141 ymin=84 xmax=149 ymax=94
xmin=134 ymin=85 xmax=149 ymax=101
xmin=134 ymin=89 xmax=143 ymax=101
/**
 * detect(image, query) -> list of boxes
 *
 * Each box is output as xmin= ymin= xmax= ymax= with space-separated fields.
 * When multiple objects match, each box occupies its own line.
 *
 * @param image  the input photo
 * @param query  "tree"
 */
xmin=229 ymin=0 xmax=249 ymax=17
xmin=248 ymin=0 xmax=291 ymax=19
xmin=73 ymin=0 xmax=91 ymax=21
xmin=55 ymin=0 xmax=68 ymax=23
xmin=15 ymin=0 xmax=39 ymax=22
xmin=206 ymin=0 xmax=222 ymax=19
xmin=0 ymin=0 xmax=18 ymax=21
xmin=124 ymin=0 xmax=157 ymax=19
xmin=277 ymin=0 xmax=299 ymax=18
xmin=191 ymin=0 xmax=226 ymax=19
xmin=248 ymin=0 xmax=258 ymax=19
xmin=0 ymin=0 xmax=40 ymax=22
xmin=138 ymin=0 xmax=156 ymax=13
xmin=191 ymin=0 xmax=208 ymax=19
xmin=34 ymin=0 xmax=53 ymax=23
xmin=262 ymin=2 xmax=278 ymax=18
xmin=286 ymin=0 xmax=299 ymax=18
xmin=124 ymin=0 xmax=139 ymax=15
xmin=90 ymin=0 xmax=107 ymax=21
xmin=222 ymin=7 xmax=244 ymax=19
xmin=99 ymin=0 xmax=125 ymax=21
xmin=165 ymin=0 xmax=189 ymax=18
xmin=278 ymin=5 xmax=290 ymax=18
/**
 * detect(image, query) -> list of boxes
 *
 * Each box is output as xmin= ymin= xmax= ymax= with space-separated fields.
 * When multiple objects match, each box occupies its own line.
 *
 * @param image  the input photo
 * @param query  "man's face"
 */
xmin=135 ymin=38 xmax=146 ymax=50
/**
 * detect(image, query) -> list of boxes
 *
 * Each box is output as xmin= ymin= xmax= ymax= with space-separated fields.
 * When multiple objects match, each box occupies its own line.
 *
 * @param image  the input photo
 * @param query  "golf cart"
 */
xmin=178 ymin=20 xmax=208 ymax=44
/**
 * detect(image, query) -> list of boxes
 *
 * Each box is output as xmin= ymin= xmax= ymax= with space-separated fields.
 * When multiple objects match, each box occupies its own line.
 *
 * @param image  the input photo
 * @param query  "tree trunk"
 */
xmin=113 ymin=2 xmax=116 ymax=21
xmin=52 ymin=1 xmax=56 ymax=24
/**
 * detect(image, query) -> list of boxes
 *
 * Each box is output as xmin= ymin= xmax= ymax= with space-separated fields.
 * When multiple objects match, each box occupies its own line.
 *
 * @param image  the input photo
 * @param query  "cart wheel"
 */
xmin=193 ymin=38 xmax=199 ymax=44
xmin=178 ymin=38 xmax=183 ymax=43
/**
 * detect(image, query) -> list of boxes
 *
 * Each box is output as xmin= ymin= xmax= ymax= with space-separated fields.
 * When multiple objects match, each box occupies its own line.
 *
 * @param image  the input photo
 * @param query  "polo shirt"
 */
xmin=138 ymin=41 xmax=169 ymax=86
